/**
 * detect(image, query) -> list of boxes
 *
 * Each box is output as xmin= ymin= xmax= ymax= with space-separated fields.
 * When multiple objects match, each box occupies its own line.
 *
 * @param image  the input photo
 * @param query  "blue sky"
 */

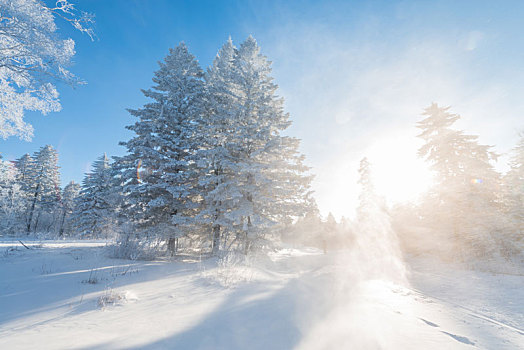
xmin=2 ymin=0 xmax=524 ymax=218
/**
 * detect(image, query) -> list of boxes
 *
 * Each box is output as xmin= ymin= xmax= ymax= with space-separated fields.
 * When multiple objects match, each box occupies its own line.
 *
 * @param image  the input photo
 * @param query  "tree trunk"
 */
xmin=168 ymin=237 xmax=177 ymax=257
xmin=58 ymin=209 xmax=67 ymax=237
xmin=26 ymin=183 xmax=40 ymax=235
xmin=212 ymin=225 xmax=220 ymax=255
xmin=244 ymin=216 xmax=252 ymax=255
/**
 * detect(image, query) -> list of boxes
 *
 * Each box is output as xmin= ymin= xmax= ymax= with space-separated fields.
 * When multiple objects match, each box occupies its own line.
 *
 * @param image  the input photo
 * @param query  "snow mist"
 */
xmin=296 ymin=158 xmax=409 ymax=349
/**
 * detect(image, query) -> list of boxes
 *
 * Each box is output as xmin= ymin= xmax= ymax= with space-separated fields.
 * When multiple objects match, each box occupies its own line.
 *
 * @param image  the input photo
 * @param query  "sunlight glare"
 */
xmin=366 ymin=133 xmax=433 ymax=205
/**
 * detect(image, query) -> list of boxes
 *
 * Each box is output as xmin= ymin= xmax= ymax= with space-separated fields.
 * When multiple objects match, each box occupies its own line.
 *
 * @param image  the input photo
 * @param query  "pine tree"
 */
xmin=116 ymin=43 xmax=205 ymax=250
xmin=199 ymin=36 xmax=313 ymax=254
xmin=0 ymin=159 xmax=25 ymax=233
xmin=356 ymin=157 xmax=378 ymax=222
xmin=59 ymin=181 xmax=80 ymax=236
xmin=14 ymin=153 xmax=34 ymax=228
xmin=503 ymin=134 xmax=524 ymax=248
xmin=197 ymin=38 xmax=238 ymax=254
xmin=15 ymin=153 xmax=35 ymax=193
xmin=286 ymin=205 xmax=322 ymax=247
xmin=417 ymin=103 xmax=501 ymax=258
xmin=356 ymin=157 xmax=388 ymax=234
xmin=26 ymin=145 xmax=61 ymax=234
xmin=355 ymin=157 xmax=405 ymax=282
xmin=72 ymin=154 xmax=115 ymax=237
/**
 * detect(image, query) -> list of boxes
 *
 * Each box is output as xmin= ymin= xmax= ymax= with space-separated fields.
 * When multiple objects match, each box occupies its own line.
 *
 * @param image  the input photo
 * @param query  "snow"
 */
xmin=1 ymin=240 xmax=523 ymax=349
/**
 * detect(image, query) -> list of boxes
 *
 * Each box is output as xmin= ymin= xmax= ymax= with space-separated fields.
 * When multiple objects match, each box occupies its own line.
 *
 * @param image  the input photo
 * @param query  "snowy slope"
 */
xmin=0 ymin=240 xmax=522 ymax=349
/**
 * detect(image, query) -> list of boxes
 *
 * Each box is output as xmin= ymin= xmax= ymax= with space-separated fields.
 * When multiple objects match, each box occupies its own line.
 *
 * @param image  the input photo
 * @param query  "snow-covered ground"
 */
xmin=0 ymin=239 xmax=522 ymax=349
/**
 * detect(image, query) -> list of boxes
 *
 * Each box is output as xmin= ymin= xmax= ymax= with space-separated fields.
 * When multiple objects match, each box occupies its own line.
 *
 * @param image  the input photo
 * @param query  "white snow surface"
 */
xmin=0 ymin=239 xmax=523 ymax=349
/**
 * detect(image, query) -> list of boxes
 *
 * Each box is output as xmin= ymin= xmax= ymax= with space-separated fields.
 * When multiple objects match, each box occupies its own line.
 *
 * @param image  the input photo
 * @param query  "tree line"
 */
xmin=0 ymin=37 xmax=315 ymax=259
xmin=392 ymin=104 xmax=523 ymax=262
xmin=1 ymin=35 xmax=522 ymax=263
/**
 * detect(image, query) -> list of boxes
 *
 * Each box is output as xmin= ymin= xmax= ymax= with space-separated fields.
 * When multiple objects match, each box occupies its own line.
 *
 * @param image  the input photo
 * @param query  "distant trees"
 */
xmin=0 ymin=0 xmax=93 ymax=140
xmin=355 ymin=157 xmax=405 ymax=282
xmin=59 ymin=181 xmax=80 ymax=236
xmin=0 ymin=148 xmax=115 ymax=239
xmin=26 ymin=145 xmax=61 ymax=234
xmin=71 ymin=154 xmax=116 ymax=238
xmin=0 ymin=157 xmax=25 ymax=233
xmin=0 ymin=145 xmax=64 ymax=235
xmin=2 ymin=35 xmax=520 ymax=265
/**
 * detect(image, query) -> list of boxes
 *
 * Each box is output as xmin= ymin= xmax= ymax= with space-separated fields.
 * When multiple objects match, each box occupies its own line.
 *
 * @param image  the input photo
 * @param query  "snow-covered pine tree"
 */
xmin=417 ymin=103 xmax=502 ymax=259
xmin=355 ymin=157 xmax=405 ymax=282
xmin=59 ymin=181 xmax=80 ymax=236
xmin=14 ymin=153 xmax=34 ymax=229
xmin=323 ymin=212 xmax=338 ymax=253
xmin=117 ymin=43 xmax=205 ymax=252
xmin=503 ymin=133 xmax=524 ymax=250
xmin=26 ymin=145 xmax=61 ymax=234
xmin=356 ymin=157 xmax=389 ymax=238
xmin=0 ymin=158 xmax=26 ymax=233
xmin=197 ymin=38 xmax=238 ymax=255
xmin=356 ymin=157 xmax=379 ymax=223
xmin=72 ymin=154 xmax=115 ymax=238
xmin=200 ymin=36 xmax=313 ymax=254
xmin=15 ymin=153 xmax=35 ymax=192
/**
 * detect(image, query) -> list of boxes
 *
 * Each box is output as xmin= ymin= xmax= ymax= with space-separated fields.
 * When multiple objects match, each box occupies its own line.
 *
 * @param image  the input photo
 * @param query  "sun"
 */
xmin=311 ymin=130 xmax=433 ymax=219
xmin=366 ymin=132 xmax=433 ymax=205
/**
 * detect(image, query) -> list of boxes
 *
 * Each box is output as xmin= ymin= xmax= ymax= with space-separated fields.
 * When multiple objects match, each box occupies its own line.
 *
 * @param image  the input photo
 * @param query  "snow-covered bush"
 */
xmin=201 ymin=250 xmax=255 ymax=288
xmin=98 ymin=289 xmax=137 ymax=308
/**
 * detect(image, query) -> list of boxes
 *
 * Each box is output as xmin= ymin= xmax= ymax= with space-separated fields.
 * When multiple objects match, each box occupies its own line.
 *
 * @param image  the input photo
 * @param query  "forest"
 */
xmin=1 ymin=1 xmax=523 ymax=349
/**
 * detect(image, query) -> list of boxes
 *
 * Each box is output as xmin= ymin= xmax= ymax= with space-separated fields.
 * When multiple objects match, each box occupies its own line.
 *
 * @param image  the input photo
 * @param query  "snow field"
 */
xmin=0 ymin=240 xmax=523 ymax=349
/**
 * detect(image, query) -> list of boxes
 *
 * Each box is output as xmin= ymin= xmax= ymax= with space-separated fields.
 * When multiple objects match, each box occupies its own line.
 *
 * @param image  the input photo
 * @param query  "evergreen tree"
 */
xmin=15 ymin=153 xmax=35 ymax=193
xmin=26 ymin=145 xmax=61 ymax=234
xmin=356 ymin=157 xmax=379 ymax=222
xmin=72 ymin=154 xmax=115 ymax=237
xmin=199 ymin=36 xmax=313 ymax=254
xmin=197 ymin=38 xmax=238 ymax=254
xmin=116 ymin=43 xmax=205 ymax=249
xmin=59 ymin=181 xmax=81 ymax=236
xmin=286 ymin=205 xmax=322 ymax=247
xmin=355 ymin=157 xmax=405 ymax=282
xmin=14 ymin=153 xmax=34 ymax=228
xmin=503 ymin=134 xmax=524 ymax=248
xmin=417 ymin=103 xmax=501 ymax=258
xmin=0 ymin=159 xmax=25 ymax=233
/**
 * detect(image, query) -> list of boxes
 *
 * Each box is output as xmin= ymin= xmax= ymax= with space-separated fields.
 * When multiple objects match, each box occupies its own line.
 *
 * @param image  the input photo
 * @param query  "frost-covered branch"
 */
xmin=0 ymin=0 xmax=94 ymax=140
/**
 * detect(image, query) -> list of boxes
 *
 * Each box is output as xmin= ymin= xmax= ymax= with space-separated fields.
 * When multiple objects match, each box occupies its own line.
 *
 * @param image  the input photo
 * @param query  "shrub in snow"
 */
xmin=98 ymin=289 xmax=137 ymax=308
xmin=111 ymin=228 xmax=164 ymax=260
xmin=200 ymin=250 xmax=256 ymax=288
